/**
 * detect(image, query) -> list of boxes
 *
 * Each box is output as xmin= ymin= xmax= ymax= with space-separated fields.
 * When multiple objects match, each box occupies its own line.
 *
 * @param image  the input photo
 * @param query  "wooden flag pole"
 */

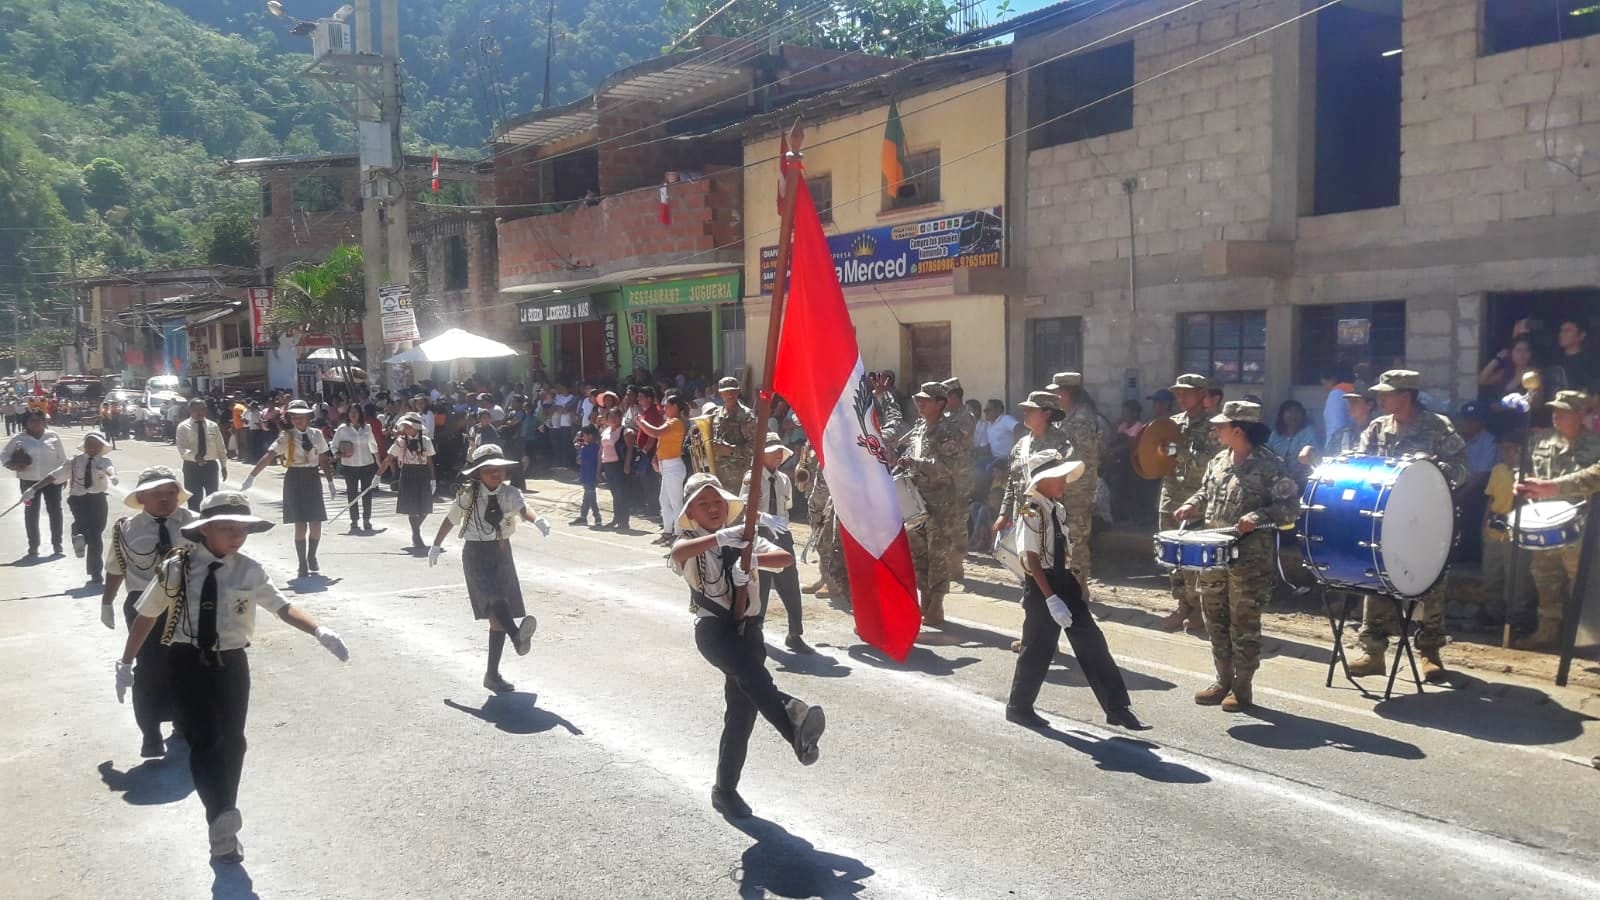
xmin=735 ymin=122 xmax=805 ymax=620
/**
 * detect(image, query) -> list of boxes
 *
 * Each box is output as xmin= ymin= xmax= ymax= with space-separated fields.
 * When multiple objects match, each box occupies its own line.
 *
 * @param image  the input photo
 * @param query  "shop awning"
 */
xmin=385 ymin=329 xmax=519 ymax=364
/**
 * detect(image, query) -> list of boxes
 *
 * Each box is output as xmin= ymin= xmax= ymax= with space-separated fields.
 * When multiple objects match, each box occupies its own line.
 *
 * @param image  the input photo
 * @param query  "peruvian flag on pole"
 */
xmin=772 ymin=163 xmax=920 ymax=662
xmin=431 ymin=153 xmax=441 ymax=193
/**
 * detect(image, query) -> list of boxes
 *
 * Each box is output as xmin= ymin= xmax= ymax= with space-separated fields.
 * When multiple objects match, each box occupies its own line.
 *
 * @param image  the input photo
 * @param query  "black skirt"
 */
xmin=463 ymin=539 xmax=526 ymax=620
xmin=282 ymin=467 xmax=327 ymax=524
xmin=397 ymin=464 xmax=433 ymax=516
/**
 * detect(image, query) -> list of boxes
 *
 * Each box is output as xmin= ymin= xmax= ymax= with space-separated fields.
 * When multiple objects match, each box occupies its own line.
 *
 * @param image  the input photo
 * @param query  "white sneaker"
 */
xmin=72 ymin=534 xmax=86 ymax=558
xmin=513 ymin=615 xmax=538 ymax=656
xmin=208 ymin=808 xmax=243 ymax=860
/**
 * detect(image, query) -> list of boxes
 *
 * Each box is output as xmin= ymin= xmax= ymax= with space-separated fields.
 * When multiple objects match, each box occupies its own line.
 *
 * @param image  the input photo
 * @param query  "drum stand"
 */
xmin=1322 ymin=588 xmax=1424 ymax=701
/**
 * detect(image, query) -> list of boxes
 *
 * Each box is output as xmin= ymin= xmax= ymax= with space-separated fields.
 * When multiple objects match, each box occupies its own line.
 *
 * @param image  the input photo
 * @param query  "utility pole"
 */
xmin=542 ymin=0 xmax=556 ymax=109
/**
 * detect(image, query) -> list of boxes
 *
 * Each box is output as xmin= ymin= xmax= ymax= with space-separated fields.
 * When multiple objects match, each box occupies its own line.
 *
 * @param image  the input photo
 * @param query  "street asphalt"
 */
xmin=3 ymin=429 xmax=1598 ymax=899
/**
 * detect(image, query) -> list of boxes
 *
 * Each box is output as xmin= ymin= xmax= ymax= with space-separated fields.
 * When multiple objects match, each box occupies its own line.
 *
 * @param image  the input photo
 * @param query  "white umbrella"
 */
xmin=385 ymin=328 xmax=519 ymax=364
xmin=306 ymin=347 xmax=360 ymax=361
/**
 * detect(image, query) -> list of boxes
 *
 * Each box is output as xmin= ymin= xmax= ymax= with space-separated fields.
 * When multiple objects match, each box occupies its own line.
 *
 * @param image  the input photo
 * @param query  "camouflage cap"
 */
xmin=1547 ymin=390 xmax=1590 ymax=411
xmin=913 ymin=381 xmax=949 ymax=401
xmin=1369 ymin=369 xmax=1421 ymax=392
xmin=1170 ymin=373 xmax=1213 ymax=392
xmin=1046 ymin=371 xmax=1083 ymax=390
xmin=1017 ymin=391 xmax=1061 ymax=412
xmin=716 ymin=376 xmax=741 ymax=391
xmin=1342 ymin=385 xmax=1375 ymax=401
xmin=941 ymin=377 xmax=964 ymax=394
xmin=1210 ymin=400 xmax=1263 ymax=425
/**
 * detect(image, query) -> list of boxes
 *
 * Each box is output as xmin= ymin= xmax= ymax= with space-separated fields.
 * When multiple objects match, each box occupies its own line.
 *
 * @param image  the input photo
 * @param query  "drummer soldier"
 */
xmin=1049 ymin=372 xmax=1103 ymax=595
xmin=710 ymin=376 xmax=758 ymax=492
xmin=1174 ymin=401 xmax=1300 ymax=711
xmin=1157 ymin=374 xmax=1220 ymax=632
xmin=899 ymin=382 xmax=964 ymax=626
xmin=1508 ymin=391 xmax=1600 ymax=649
xmin=1348 ymin=369 xmax=1467 ymax=683
xmin=942 ymin=377 xmax=976 ymax=582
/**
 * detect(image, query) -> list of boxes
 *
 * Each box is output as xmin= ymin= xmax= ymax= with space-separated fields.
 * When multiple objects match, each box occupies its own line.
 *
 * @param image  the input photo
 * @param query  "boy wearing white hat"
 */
xmin=116 ymin=491 xmax=348 ymax=865
xmin=102 ymin=466 xmax=197 ymax=758
xmin=429 ymin=444 xmax=549 ymax=694
xmin=739 ymin=433 xmax=811 ymax=654
xmin=669 ymin=473 xmax=825 ymax=819
xmin=65 ymin=430 xmax=117 ymax=582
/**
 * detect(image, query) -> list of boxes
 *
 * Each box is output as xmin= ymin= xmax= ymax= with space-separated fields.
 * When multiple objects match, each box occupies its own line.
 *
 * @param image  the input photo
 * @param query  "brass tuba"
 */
xmin=686 ymin=415 xmax=716 ymax=476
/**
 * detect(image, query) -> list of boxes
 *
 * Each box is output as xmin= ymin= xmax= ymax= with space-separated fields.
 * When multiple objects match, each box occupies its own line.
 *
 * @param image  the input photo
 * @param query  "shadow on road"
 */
xmin=443 ymin=693 xmax=582 ymax=736
xmin=97 ymin=756 xmax=194 ymax=805
xmin=726 ymin=815 xmax=873 ymax=898
xmin=1374 ymin=674 xmax=1596 ymax=745
xmin=1027 ymin=727 xmax=1212 ymax=784
xmin=1046 ymin=658 xmax=1176 ymax=694
xmin=1227 ymin=706 xmax=1426 ymax=759
xmin=3 ymin=554 xmax=54 ymax=569
xmin=847 ymin=643 xmax=979 ymax=678
xmin=767 ymin=645 xmax=851 ymax=678
xmin=210 ymin=860 xmax=259 ymax=900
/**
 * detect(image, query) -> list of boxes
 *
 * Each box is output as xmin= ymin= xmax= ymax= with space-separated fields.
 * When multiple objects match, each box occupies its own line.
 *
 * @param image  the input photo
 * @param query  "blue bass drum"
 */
xmin=1299 ymin=455 xmax=1455 ymax=597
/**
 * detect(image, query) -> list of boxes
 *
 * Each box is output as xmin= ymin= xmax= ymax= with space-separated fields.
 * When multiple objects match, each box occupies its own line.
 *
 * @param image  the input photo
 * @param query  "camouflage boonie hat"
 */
xmin=1342 ymin=385 xmax=1375 ymax=401
xmin=1170 ymin=373 xmax=1213 ymax=392
xmin=716 ymin=376 xmax=741 ymax=391
xmin=1548 ymin=390 xmax=1589 ymax=412
xmin=1370 ymin=369 xmax=1421 ymax=392
xmin=1017 ymin=391 xmax=1060 ymax=412
xmin=913 ymin=382 xmax=949 ymax=401
xmin=1046 ymin=371 xmax=1083 ymax=390
xmin=1210 ymin=400 xmax=1263 ymax=425
xmin=941 ymin=377 xmax=964 ymax=394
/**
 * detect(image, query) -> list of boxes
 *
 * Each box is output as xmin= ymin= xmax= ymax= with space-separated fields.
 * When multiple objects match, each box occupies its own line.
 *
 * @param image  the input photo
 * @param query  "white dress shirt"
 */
xmin=176 ymin=417 xmax=226 ymax=464
xmin=1018 ymin=493 xmax=1071 ymax=572
xmin=333 ymin=423 xmax=380 ymax=467
xmin=3 ymin=430 xmax=67 ymax=482
xmin=139 ymin=543 xmax=290 ymax=650
xmin=987 ymin=414 xmax=1020 ymax=458
xmin=552 ymin=394 xmax=575 ymax=428
xmin=670 ymin=528 xmax=782 ymax=620
xmin=106 ymin=508 xmax=198 ymax=592
xmin=274 ymin=428 xmax=330 ymax=468
xmin=388 ymin=434 xmax=435 ymax=466
xmin=67 ymin=454 xmax=117 ymax=497
xmin=445 ymin=482 xmax=526 ymax=541
xmin=740 ymin=468 xmax=792 ymax=528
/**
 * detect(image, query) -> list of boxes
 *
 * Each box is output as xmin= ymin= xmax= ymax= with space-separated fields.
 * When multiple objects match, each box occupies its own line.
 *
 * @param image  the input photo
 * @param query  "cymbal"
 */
xmin=1133 ymin=416 xmax=1181 ymax=480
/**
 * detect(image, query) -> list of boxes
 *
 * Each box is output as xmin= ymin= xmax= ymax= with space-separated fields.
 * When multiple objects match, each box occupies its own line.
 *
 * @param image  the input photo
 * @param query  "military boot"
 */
xmin=921 ymin=594 xmax=946 ymax=627
xmin=1511 ymin=623 xmax=1561 ymax=652
xmin=1156 ymin=609 xmax=1188 ymax=632
xmin=1345 ymin=648 xmax=1387 ymax=677
xmin=1222 ymin=675 xmax=1254 ymax=712
xmin=1194 ymin=664 xmax=1232 ymax=706
xmin=1419 ymin=647 xmax=1448 ymax=684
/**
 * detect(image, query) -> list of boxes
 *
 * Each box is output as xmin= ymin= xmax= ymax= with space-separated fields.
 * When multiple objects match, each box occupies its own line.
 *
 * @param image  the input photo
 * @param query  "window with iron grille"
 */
xmin=1029 ymin=317 xmax=1083 ymax=391
xmin=1296 ymin=301 xmax=1407 ymax=385
xmin=884 ymin=149 xmax=940 ymax=211
xmin=810 ymin=173 xmax=833 ymax=224
xmin=1179 ymin=311 xmax=1267 ymax=385
xmin=1028 ymin=43 xmax=1134 ymax=151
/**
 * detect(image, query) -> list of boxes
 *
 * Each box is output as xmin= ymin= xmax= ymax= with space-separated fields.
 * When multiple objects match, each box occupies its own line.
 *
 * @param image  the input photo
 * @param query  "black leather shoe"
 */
xmin=483 ymin=672 xmax=514 ymax=694
xmin=784 ymin=633 xmax=815 ymax=654
xmin=711 ymin=787 xmax=752 ymax=819
xmin=1105 ymin=707 xmax=1149 ymax=731
xmin=140 ymin=734 xmax=166 ymax=758
xmin=1005 ymin=707 xmax=1049 ymax=729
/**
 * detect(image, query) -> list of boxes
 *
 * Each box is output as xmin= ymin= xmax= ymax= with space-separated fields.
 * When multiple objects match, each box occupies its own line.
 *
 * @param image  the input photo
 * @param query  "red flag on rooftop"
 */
xmin=431 ymin=153 xmax=441 ymax=193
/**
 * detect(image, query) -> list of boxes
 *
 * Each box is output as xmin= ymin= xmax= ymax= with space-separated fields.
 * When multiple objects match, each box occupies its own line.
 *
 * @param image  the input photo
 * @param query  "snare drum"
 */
xmin=1299 ymin=455 xmax=1455 ymax=597
xmin=1507 ymin=500 xmax=1584 ymax=550
xmin=894 ymin=472 xmax=929 ymax=529
xmin=1153 ymin=529 xmax=1240 ymax=571
xmin=993 ymin=522 xmax=1025 ymax=581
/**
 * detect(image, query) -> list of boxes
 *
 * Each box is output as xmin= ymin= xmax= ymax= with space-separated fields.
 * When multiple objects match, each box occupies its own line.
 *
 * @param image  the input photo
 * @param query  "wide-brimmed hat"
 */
xmin=1369 ymin=369 xmax=1421 ymax=393
xmin=716 ymin=376 xmax=741 ymax=392
xmin=1170 ymin=373 xmax=1213 ymax=392
xmin=179 ymin=491 xmax=274 ymax=539
xmin=396 ymin=412 xmax=424 ymax=430
xmin=1024 ymin=449 xmax=1085 ymax=494
xmin=81 ymin=431 xmax=110 ymax=449
xmin=1046 ymin=371 xmax=1083 ymax=391
xmin=1017 ymin=391 xmax=1060 ymax=413
xmin=125 ymin=465 xmax=191 ymax=509
xmin=701 ymin=401 xmax=720 ymax=416
xmin=1548 ymin=390 xmax=1589 ymax=412
xmin=913 ymin=382 xmax=949 ymax=401
xmin=460 ymin=443 xmax=520 ymax=476
xmin=761 ymin=432 xmax=794 ymax=465
xmin=941 ymin=377 xmax=964 ymax=394
xmin=679 ymin=472 xmax=744 ymax=531
xmin=285 ymin=400 xmax=313 ymax=416
xmin=1210 ymin=400 xmax=1264 ymax=424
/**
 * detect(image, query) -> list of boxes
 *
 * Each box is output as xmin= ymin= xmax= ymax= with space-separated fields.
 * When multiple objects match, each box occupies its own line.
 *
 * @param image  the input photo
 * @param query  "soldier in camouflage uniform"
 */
xmin=710 ymin=376 xmax=758 ymax=492
xmin=1050 ymin=372 xmax=1103 ymax=593
xmin=996 ymin=392 xmax=1073 ymax=526
xmin=1509 ymin=391 xmax=1600 ymax=649
xmin=1175 ymin=401 xmax=1300 ymax=712
xmin=1157 ymin=373 xmax=1221 ymax=632
xmin=942 ymin=377 xmax=977 ymax=583
xmin=1349 ymin=369 xmax=1468 ymax=684
xmin=899 ymin=382 xmax=964 ymax=626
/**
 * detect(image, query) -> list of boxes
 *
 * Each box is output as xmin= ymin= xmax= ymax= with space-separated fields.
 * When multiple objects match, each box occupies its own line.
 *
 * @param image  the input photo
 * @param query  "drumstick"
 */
xmin=328 ymin=481 xmax=382 ymax=523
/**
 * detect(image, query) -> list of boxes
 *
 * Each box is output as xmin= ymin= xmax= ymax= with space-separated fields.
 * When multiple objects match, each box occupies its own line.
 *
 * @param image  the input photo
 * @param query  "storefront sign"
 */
xmin=249 ymin=287 xmax=273 ymax=346
xmin=518 ymin=296 xmax=595 ymax=325
xmin=622 ymin=273 xmax=741 ymax=309
xmin=760 ymin=206 xmax=1003 ymax=293
xmin=626 ymin=310 xmax=650 ymax=373
xmin=603 ymin=313 xmax=620 ymax=372
xmin=379 ymin=283 xmax=422 ymax=343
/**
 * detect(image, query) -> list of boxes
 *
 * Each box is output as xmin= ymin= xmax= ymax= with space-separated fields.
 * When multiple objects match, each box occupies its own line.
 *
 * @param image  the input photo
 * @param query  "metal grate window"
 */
xmin=1029 ymin=317 xmax=1083 ymax=391
xmin=1180 ymin=311 xmax=1267 ymax=385
xmin=1296 ymin=301 xmax=1407 ymax=385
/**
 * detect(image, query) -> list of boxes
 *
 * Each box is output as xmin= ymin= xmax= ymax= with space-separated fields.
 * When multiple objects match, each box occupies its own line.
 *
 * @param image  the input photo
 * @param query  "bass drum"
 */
xmin=993 ymin=522 xmax=1025 ymax=582
xmin=894 ymin=472 xmax=929 ymax=529
xmin=1299 ymin=455 xmax=1455 ymax=597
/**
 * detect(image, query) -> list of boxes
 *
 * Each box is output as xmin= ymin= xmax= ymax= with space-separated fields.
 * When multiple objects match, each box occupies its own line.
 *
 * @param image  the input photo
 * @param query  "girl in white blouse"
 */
xmin=333 ymin=405 xmax=381 ymax=533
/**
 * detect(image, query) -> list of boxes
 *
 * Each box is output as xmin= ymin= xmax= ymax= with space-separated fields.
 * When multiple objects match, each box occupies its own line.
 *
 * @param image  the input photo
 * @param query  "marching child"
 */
xmin=571 ymin=424 xmax=602 ymax=527
xmin=115 ymin=491 xmax=348 ymax=864
xmin=66 ymin=430 xmax=117 ymax=583
xmin=241 ymin=400 xmax=332 ymax=578
xmin=429 ymin=443 xmax=549 ymax=694
xmin=377 ymin=411 xmax=437 ymax=550
xmin=103 ymin=466 xmax=196 ymax=758
xmin=740 ymin=432 xmax=811 ymax=654
xmin=669 ymin=473 xmax=825 ymax=820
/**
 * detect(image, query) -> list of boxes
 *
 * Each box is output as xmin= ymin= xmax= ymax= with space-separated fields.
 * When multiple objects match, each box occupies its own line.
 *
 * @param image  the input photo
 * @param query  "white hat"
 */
xmin=81 ymin=430 xmax=110 ymax=449
xmin=460 ymin=443 xmax=519 ymax=476
xmin=678 ymin=471 xmax=744 ymax=532
xmin=179 ymin=491 xmax=274 ymax=539
xmin=396 ymin=412 xmax=424 ymax=430
xmin=125 ymin=465 xmax=191 ymax=509
xmin=761 ymin=431 xmax=793 ymax=465
xmin=285 ymin=400 xmax=313 ymax=416
xmin=1024 ymin=449 xmax=1085 ymax=495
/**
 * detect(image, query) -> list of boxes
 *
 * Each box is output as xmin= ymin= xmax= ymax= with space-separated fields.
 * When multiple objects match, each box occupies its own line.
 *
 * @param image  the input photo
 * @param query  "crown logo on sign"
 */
xmin=851 ymin=235 xmax=877 ymax=257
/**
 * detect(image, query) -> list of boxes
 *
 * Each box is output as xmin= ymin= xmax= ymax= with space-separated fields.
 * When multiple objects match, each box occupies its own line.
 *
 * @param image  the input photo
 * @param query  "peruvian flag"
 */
xmin=658 ymin=183 xmax=671 ymax=225
xmin=431 ymin=153 xmax=441 ymax=193
xmin=775 ymin=133 xmax=789 ymax=216
xmin=773 ymin=166 xmax=920 ymax=662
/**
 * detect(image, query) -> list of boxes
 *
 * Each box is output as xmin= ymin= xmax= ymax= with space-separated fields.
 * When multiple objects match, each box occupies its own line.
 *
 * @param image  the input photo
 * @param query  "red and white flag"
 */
xmin=658 ymin=183 xmax=671 ymax=225
xmin=431 ymin=153 xmax=441 ymax=193
xmin=775 ymin=133 xmax=789 ymax=216
xmin=773 ymin=167 xmax=920 ymax=662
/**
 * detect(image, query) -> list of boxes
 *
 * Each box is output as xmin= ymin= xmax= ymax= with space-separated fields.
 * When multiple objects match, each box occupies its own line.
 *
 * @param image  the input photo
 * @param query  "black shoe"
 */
xmin=1005 ymin=706 xmax=1049 ymax=729
xmin=89 ymin=572 xmax=103 ymax=584
xmin=483 ymin=672 xmax=514 ymax=694
xmin=784 ymin=633 xmax=815 ymax=654
xmin=1105 ymin=707 xmax=1149 ymax=731
xmin=297 ymin=565 xmax=309 ymax=579
xmin=24 ymin=548 xmax=37 ymax=560
xmin=306 ymin=555 xmax=320 ymax=574
xmin=568 ymin=517 xmax=588 ymax=527
xmin=711 ymin=787 xmax=753 ymax=819
xmin=51 ymin=544 xmax=63 ymax=557
xmin=140 ymin=734 xmax=166 ymax=758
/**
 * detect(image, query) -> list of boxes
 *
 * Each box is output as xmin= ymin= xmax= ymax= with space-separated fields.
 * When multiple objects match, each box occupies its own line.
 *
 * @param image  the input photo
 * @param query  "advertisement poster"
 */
xmin=248 ymin=287 xmax=273 ymax=346
xmin=379 ymin=283 xmax=422 ymax=343
xmin=1337 ymin=318 xmax=1371 ymax=346
xmin=760 ymin=206 xmax=1003 ymax=293
xmin=626 ymin=310 xmax=651 ymax=373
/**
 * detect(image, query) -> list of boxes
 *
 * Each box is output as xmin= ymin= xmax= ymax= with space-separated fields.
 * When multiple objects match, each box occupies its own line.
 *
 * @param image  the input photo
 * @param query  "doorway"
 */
xmin=1484 ymin=288 xmax=1600 ymax=392
xmin=556 ymin=321 xmax=607 ymax=384
xmin=905 ymin=322 xmax=952 ymax=389
xmin=655 ymin=311 xmax=714 ymax=381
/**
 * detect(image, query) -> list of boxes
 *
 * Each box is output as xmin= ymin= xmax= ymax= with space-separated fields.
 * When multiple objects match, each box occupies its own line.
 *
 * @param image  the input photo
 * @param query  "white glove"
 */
xmin=240 ymin=474 xmax=256 ymax=491
xmin=729 ymin=563 xmax=753 ymax=588
xmin=429 ymin=480 xmax=437 ymax=496
xmin=534 ymin=516 xmax=551 ymax=537
xmin=115 ymin=660 xmax=134 ymax=703
xmin=313 ymin=626 xmax=349 ymax=661
xmin=714 ymin=525 xmax=748 ymax=549
xmin=757 ymin=512 xmax=790 ymax=534
xmin=428 ymin=544 xmax=442 ymax=567
xmin=100 ymin=603 xmax=116 ymax=631
xmin=1045 ymin=594 xmax=1074 ymax=630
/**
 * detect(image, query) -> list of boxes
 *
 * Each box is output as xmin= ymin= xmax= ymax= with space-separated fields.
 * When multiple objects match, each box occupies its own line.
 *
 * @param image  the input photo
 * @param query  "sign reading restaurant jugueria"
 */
xmin=760 ymin=206 xmax=1003 ymax=293
xmin=622 ymin=272 xmax=740 ymax=309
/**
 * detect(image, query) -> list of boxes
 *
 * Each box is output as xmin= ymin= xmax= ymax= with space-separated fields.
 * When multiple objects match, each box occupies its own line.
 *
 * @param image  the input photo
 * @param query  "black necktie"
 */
xmin=81 ymin=458 xmax=91 ymax=489
xmin=300 ymin=431 xmax=313 ymax=453
xmin=196 ymin=421 xmax=207 ymax=460
xmin=154 ymin=516 xmax=172 ymax=556
xmin=485 ymin=494 xmax=503 ymax=531
xmin=198 ymin=560 xmax=223 ymax=653
xmin=768 ymin=473 xmax=778 ymax=514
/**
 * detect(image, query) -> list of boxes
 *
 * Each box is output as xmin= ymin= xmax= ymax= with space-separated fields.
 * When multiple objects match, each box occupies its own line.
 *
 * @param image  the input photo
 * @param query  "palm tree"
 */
xmin=270 ymin=244 xmax=365 ymax=385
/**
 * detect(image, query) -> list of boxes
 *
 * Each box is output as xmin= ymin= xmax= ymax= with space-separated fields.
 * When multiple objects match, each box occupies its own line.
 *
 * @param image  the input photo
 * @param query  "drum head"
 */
xmin=1379 ymin=461 xmax=1455 ymax=596
xmin=1512 ymin=500 xmax=1580 ymax=529
xmin=1156 ymin=529 xmax=1234 ymax=546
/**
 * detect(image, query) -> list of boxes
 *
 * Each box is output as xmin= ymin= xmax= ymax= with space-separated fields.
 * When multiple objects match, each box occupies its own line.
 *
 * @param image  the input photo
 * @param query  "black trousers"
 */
xmin=67 ymin=493 xmax=108 ymax=577
xmin=759 ymin=530 xmax=804 ymax=636
xmin=1009 ymin=575 xmax=1131 ymax=715
xmin=122 ymin=592 xmax=177 ymax=742
xmin=603 ymin=461 xmax=629 ymax=526
xmin=183 ymin=460 xmax=220 ymax=513
xmin=694 ymin=617 xmax=797 ymax=792
xmin=168 ymin=645 xmax=250 ymax=824
xmin=20 ymin=479 xmax=63 ymax=551
xmin=341 ymin=463 xmax=377 ymax=524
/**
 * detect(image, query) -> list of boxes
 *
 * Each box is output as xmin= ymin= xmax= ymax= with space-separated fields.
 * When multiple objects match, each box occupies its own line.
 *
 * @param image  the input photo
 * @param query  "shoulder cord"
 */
xmin=111 ymin=517 xmax=129 ymax=576
xmin=158 ymin=546 xmax=194 ymax=647
xmin=456 ymin=480 xmax=483 ymax=539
